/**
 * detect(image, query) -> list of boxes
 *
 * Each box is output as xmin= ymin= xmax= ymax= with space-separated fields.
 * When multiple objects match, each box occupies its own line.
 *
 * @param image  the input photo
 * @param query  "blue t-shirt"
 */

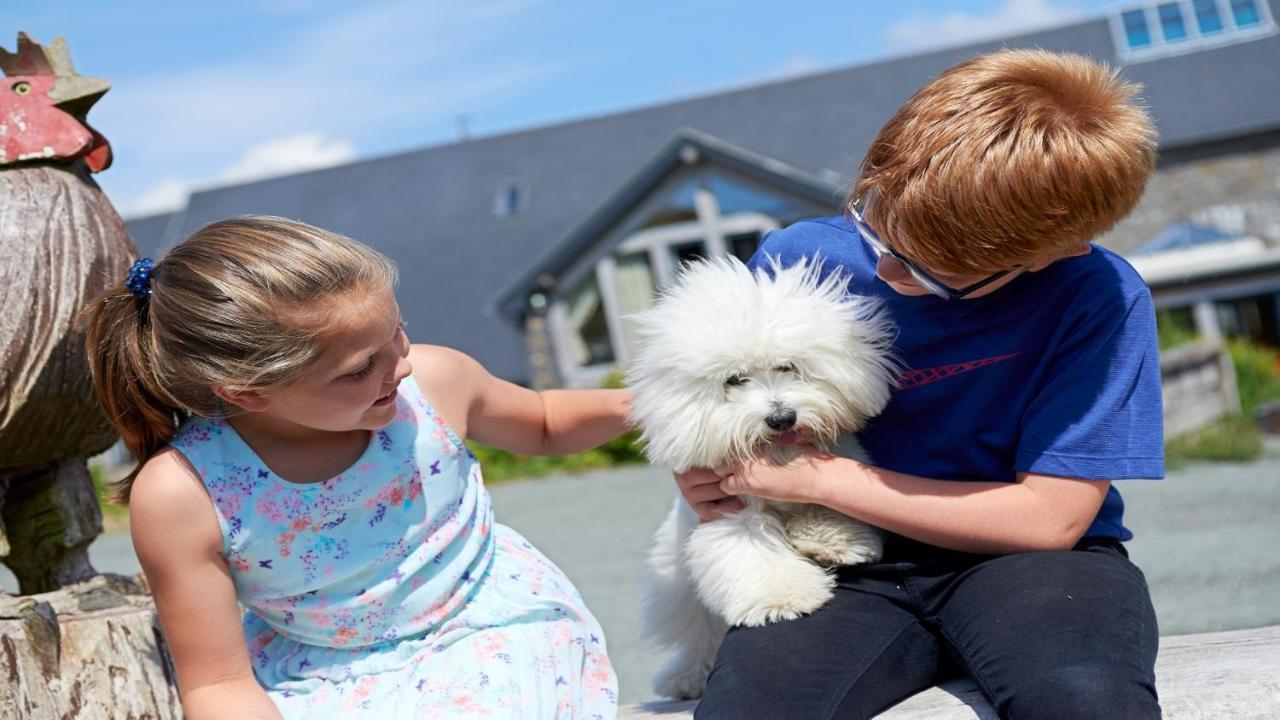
xmin=749 ymin=216 xmax=1164 ymax=540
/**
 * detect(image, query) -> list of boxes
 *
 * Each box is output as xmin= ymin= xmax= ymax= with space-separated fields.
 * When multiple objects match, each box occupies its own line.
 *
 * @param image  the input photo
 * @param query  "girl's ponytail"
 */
xmin=84 ymin=282 xmax=185 ymax=503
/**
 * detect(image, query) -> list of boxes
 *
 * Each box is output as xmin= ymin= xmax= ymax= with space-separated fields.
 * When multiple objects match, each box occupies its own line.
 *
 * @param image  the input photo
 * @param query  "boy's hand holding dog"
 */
xmin=677 ymin=445 xmax=859 ymax=521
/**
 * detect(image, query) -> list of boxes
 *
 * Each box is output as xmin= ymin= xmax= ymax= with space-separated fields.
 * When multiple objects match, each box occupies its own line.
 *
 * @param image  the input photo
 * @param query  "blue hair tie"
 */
xmin=124 ymin=258 xmax=156 ymax=298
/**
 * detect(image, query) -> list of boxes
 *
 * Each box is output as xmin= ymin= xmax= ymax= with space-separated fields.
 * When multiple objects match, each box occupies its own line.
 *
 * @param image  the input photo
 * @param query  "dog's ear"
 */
xmin=825 ymin=297 xmax=900 ymax=426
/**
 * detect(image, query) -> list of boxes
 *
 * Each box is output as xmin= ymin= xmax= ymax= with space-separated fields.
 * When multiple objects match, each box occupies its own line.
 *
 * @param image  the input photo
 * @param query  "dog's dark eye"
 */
xmin=725 ymin=374 xmax=748 ymax=387
xmin=774 ymin=363 xmax=798 ymax=374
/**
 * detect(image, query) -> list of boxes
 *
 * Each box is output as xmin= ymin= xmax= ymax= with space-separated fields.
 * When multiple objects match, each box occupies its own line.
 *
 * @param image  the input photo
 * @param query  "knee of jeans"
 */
xmin=693 ymin=662 xmax=786 ymax=719
xmin=1001 ymin=662 xmax=1159 ymax=720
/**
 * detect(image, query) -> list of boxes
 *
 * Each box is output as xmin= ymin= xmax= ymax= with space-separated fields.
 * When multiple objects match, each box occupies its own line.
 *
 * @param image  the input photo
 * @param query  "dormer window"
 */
xmin=1112 ymin=0 xmax=1277 ymax=60
xmin=1194 ymin=0 xmax=1226 ymax=33
xmin=1123 ymin=9 xmax=1155 ymax=48
xmin=1158 ymin=3 xmax=1189 ymax=41
xmin=494 ymin=180 xmax=527 ymax=218
xmin=1231 ymin=0 xmax=1264 ymax=26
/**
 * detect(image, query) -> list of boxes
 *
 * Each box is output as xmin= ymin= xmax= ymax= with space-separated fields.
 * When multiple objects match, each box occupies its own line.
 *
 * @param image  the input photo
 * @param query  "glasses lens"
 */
xmin=909 ymin=271 xmax=952 ymax=299
xmin=854 ymin=205 xmax=953 ymax=299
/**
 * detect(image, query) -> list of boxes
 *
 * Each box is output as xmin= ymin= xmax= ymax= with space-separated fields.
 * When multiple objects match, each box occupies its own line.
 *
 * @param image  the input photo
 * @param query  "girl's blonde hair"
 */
xmin=849 ymin=49 xmax=1158 ymax=275
xmin=85 ymin=216 xmax=398 ymax=502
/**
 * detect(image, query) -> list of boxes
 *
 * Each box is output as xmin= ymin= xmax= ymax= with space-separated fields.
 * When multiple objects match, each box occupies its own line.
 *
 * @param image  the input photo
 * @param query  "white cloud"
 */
xmin=121 ymin=133 xmax=356 ymax=217
xmin=757 ymin=54 xmax=824 ymax=83
xmin=219 ymin=133 xmax=356 ymax=184
xmin=101 ymin=0 xmax=568 ymax=218
xmin=123 ymin=178 xmax=191 ymax=218
xmin=886 ymin=0 xmax=1085 ymax=52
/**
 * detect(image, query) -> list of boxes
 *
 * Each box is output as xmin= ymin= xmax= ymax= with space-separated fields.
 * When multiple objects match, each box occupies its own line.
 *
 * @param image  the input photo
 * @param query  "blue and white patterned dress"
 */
xmin=168 ymin=376 xmax=618 ymax=719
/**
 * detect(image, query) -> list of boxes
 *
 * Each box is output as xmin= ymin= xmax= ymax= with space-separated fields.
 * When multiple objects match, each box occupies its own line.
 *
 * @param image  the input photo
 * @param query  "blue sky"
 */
xmin=5 ymin=0 xmax=1119 ymax=218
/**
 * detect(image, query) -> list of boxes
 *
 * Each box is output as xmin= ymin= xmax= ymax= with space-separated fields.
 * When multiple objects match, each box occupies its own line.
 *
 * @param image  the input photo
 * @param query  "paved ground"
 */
xmin=4 ymin=442 xmax=1278 ymax=705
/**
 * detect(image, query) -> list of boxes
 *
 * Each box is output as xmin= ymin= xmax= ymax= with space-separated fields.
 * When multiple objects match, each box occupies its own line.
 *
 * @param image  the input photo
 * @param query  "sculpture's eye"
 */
xmin=725 ymin=374 xmax=748 ymax=387
xmin=774 ymin=362 xmax=798 ymax=374
xmin=12 ymin=81 xmax=31 ymax=95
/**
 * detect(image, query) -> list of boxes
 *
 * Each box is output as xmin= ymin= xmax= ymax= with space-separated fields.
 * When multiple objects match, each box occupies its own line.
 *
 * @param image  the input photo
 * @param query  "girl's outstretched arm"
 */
xmin=130 ymin=449 xmax=284 ymax=720
xmin=409 ymin=344 xmax=631 ymax=455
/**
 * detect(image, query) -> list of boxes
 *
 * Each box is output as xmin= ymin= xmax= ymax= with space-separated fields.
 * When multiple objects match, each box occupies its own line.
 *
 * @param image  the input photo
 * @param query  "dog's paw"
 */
xmin=719 ymin=563 xmax=835 ymax=627
xmin=653 ymin=658 xmax=712 ymax=700
xmin=792 ymin=538 xmax=882 ymax=567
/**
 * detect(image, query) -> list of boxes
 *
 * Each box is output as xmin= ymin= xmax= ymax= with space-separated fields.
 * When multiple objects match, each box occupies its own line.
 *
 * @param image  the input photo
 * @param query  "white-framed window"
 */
xmin=1112 ymin=0 xmax=1278 ymax=61
xmin=547 ymin=171 xmax=797 ymax=384
xmin=493 ymin=179 xmax=528 ymax=217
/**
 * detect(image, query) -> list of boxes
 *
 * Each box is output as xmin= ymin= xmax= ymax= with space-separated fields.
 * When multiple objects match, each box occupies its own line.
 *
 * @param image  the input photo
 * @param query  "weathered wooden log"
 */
xmin=619 ymin=624 xmax=1280 ymax=719
xmin=0 ymin=573 xmax=181 ymax=720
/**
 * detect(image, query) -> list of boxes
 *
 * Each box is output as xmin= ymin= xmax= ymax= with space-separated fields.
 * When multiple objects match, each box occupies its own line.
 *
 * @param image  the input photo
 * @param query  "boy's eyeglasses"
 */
xmin=849 ymin=198 xmax=1018 ymax=301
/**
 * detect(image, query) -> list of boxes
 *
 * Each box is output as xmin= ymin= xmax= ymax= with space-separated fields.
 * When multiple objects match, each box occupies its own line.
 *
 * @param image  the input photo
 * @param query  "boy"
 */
xmin=678 ymin=49 xmax=1164 ymax=719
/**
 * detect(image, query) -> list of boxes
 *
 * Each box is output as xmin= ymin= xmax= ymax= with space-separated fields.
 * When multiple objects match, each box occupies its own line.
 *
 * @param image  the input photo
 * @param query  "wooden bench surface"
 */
xmin=619 ymin=624 xmax=1280 ymax=719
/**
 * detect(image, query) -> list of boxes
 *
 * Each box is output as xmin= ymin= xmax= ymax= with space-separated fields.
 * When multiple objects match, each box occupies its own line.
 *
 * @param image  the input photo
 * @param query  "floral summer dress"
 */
xmin=168 ymin=376 xmax=617 ymax=719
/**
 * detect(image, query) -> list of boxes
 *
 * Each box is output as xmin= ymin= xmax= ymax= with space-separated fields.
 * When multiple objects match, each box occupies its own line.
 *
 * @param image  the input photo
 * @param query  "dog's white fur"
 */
xmin=626 ymin=256 xmax=898 ymax=700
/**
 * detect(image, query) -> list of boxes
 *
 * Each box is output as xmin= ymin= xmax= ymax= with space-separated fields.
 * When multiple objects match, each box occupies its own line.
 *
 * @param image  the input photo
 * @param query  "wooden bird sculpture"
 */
xmin=0 ymin=33 xmax=137 ymax=594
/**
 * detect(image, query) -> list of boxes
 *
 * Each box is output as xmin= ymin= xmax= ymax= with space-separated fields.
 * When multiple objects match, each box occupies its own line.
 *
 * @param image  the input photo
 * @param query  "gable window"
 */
xmin=539 ymin=155 xmax=836 ymax=387
xmin=1113 ymin=0 xmax=1277 ymax=60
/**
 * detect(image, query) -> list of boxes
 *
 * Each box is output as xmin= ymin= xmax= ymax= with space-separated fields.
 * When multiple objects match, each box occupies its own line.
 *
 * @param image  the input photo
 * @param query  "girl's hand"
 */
xmin=674 ymin=467 xmax=745 ymax=521
xmin=720 ymin=445 xmax=843 ymax=505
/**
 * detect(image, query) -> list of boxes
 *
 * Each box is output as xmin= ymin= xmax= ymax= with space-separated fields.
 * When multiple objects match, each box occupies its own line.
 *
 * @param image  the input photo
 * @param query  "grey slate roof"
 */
xmin=123 ymin=1 xmax=1280 ymax=384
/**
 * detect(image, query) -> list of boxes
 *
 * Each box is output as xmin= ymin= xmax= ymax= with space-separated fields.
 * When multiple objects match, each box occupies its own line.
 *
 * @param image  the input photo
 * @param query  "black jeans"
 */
xmin=695 ymin=536 xmax=1161 ymax=720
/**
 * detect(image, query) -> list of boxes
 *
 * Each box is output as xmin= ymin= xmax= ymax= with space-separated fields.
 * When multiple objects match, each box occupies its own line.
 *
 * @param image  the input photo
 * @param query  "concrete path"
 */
xmin=4 ymin=442 xmax=1278 ymax=705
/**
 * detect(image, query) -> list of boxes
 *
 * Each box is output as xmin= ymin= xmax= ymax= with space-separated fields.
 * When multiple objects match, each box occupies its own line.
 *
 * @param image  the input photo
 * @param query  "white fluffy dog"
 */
xmin=626 ymin=256 xmax=899 ymax=700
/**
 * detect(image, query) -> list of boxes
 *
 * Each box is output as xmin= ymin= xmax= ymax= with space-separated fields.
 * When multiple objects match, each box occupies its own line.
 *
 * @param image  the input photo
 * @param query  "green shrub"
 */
xmin=467 ymin=441 xmax=620 ymax=484
xmin=89 ymin=460 xmax=131 ymax=527
xmin=468 ymin=430 xmax=645 ymax=485
xmin=1156 ymin=308 xmax=1199 ymax=350
xmin=1227 ymin=339 xmax=1280 ymax=418
xmin=1165 ymin=414 xmax=1264 ymax=470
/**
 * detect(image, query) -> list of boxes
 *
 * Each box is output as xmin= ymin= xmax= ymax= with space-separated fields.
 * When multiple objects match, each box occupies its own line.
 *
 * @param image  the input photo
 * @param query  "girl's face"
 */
xmin=254 ymin=288 xmax=413 ymax=433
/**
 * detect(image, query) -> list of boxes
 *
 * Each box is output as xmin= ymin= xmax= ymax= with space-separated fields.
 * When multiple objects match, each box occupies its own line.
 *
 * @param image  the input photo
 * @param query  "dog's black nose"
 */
xmin=765 ymin=408 xmax=797 ymax=431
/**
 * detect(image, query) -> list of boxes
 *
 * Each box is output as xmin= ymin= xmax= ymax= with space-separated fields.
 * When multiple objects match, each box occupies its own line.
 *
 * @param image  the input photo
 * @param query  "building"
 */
xmin=126 ymin=0 xmax=1280 ymax=388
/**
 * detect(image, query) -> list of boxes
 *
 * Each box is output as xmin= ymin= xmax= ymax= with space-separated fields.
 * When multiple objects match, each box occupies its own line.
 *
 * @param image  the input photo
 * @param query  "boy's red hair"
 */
xmin=851 ymin=49 xmax=1157 ymax=275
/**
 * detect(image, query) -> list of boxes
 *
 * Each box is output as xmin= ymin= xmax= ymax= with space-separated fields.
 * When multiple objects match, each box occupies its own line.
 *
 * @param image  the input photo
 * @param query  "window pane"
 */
xmin=1193 ymin=0 xmax=1225 ymax=33
xmin=671 ymin=240 xmax=706 ymax=270
xmin=1159 ymin=2 xmax=1188 ymax=40
xmin=638 ymin=179 xmax=699 ymax=230
xmin=728 ymin=231 xmax=762 ymax=263
xmin=1123 ymin=10 xmax=1153 ymax=48
xmin=1231 ymin=0 xmax=1262 ymax=27
xmin=564 ymin=275 xmax=614 ymax=367
xmin=706 ymin=175 xmax=799 ymax=217
xmin=614 ymin=252 xmax=657 ymax=358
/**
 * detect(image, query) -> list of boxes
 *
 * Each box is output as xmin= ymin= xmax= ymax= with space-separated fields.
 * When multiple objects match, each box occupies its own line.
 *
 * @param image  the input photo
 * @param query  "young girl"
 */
xmin=86 ymin=216 xmax=626 ymax=719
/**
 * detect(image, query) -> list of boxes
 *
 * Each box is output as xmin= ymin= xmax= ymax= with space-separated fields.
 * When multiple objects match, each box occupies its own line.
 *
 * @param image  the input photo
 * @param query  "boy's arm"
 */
xmin=130 ymin=449 xmax=284 ymax=720
xmin=410 ymin=344 xmax=631 ymax=455
xmin=683 ymin=454 xmax=1109 ymax=554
